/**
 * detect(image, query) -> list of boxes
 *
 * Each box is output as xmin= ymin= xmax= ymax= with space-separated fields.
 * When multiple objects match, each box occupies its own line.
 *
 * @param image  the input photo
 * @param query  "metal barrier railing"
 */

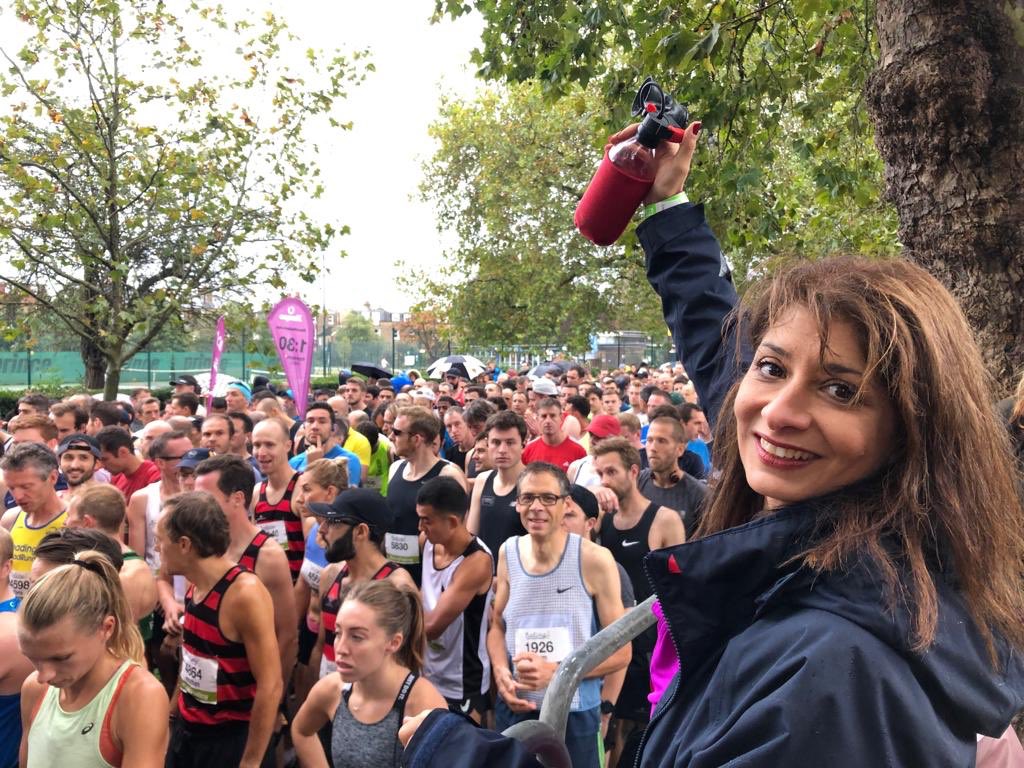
xmin=502 ymin=595 xmax=659 ymax=768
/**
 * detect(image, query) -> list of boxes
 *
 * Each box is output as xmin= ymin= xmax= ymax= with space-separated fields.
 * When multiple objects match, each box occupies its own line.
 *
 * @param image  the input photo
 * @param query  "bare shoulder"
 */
xmin=122 ymin=664 xmax=168 ymax=705
xmin=388 ymin=566 xmax=418 ymax=593
xmin=580 ymin=537 xmax=617 ymax=574
xmin=0 ymin=507 xmax=18 ymax=530
xmin=257 ymin=537 xmax=291 ymax=570
xmin=408 ymin=675 xmax=447 ymax=712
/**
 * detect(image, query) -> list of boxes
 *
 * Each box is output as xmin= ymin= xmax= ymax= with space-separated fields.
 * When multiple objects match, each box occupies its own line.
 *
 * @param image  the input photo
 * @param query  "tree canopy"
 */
xmin=413 ymin=81 xmax=670 ymax=355
xmin=432 ymin=0 xmax=900 ymax=283
xmin=0 ymin=0 xmax=367 ymax=396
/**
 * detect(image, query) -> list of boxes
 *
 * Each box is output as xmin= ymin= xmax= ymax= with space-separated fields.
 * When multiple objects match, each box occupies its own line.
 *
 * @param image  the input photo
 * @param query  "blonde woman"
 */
xmin=17 ymin=550 xmax=168 ymax=767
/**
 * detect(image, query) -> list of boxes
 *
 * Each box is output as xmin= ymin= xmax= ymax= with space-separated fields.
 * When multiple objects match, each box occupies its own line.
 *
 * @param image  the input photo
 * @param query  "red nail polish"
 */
xmin=692 ymin=122 xmax=702 ymax=136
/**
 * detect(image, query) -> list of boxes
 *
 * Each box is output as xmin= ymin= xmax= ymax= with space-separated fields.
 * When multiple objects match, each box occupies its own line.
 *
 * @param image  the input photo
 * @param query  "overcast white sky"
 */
xmin=269 ymin=2 xmax=484 ymax=315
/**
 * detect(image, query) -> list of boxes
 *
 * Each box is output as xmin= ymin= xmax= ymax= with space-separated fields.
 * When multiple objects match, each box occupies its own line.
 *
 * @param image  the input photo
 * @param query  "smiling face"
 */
xmin=60 ymin=449 xmax=97 ymax=487
xmin=516 ymin=470 xmax=566 ymax=538
xmin=734 ymin=307 xmax=896 ymax=510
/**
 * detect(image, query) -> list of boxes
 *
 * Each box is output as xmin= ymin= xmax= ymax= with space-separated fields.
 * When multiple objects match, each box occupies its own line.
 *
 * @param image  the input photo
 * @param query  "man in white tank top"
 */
xmin=489 ymin=462 xmax=630 ymax=768
xmin=416 ymin=476 xmax=493 ymax=722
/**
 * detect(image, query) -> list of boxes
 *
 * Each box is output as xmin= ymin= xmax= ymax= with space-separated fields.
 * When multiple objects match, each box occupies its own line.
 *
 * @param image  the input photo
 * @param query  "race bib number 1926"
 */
xmin=515 ymin=627 xmax=572 ymax=663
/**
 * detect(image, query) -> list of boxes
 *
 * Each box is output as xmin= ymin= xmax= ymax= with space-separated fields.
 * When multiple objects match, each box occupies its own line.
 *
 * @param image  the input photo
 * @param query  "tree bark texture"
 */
xmin=81 ymin=334 xmax=106 ymax=390
xmin=866 ymin=0 xmax=1024 ymax=392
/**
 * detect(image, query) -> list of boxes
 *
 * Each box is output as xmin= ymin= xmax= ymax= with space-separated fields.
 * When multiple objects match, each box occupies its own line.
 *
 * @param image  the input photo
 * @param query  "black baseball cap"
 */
xmin=308 ymin=489 xmax=394 ymax=531
xmin=569 ymin=484 xmax=599 ymax=519
xmin=169 ymin=374 xmax=200 ymax=388
xmin=56 ymin=433 xmax=101 ymax=459
xmin=179 ymin=447 xmax=211 ymax=470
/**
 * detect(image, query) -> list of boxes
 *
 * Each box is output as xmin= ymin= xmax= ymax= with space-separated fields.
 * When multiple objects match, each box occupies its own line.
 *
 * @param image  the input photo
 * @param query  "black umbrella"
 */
xmin=351 ymin=362 xmax=392 ymax=380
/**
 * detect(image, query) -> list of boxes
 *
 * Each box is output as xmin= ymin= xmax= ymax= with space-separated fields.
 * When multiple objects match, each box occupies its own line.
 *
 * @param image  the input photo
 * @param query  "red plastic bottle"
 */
xmin=575 ymin=78 xmax=688 ymax=246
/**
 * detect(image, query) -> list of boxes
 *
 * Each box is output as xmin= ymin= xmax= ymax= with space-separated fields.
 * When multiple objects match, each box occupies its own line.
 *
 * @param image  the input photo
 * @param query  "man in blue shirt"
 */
xmin=288 ymin=403 xmax=361 ymax=486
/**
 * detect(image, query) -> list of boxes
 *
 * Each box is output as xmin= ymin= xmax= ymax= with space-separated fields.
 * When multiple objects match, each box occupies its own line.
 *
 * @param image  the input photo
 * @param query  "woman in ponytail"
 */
xmin=291 ymin=579 xmax=445 ymax=768
xmin=17 ymin=550 xmax=168 ymax=767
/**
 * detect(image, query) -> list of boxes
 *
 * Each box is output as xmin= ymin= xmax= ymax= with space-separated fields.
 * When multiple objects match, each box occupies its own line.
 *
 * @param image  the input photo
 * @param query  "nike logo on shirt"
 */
xmin=556 ymin=586 xmax=573 ymax=593
xmin=622 ymin=540 xmax=639 ymax=547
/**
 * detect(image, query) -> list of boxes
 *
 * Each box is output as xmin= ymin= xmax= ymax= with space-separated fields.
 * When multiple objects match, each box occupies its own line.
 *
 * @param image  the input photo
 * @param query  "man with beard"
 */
xmin=252 ymin=419 xmax=304 ymax=585
xmin=195 ymin=455 xmax=297 ymax=694
xmin=310 ymin=489 xmax=416 ymax=678
xmin=638 ymin=415 xmax=708 ymax=537
xmin=594 ymin=437 xmax=685 ymax=763
xmin=387 ymin=407 xmax=466 ymax=586
xmin=56 ymin=433 xmax=101 ymax=497
xmin=343 ymin=377 xmax=367 ymax=412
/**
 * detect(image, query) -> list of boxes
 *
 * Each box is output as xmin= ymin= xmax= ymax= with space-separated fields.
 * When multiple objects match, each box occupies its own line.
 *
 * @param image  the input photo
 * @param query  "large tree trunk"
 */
xmin=103 ymin=361 xmax=122 ymax=401
xmin=865 ymin=0 xmax=1024 ymax=394
xmin=81 ymin=334 xmax=106 ymax=390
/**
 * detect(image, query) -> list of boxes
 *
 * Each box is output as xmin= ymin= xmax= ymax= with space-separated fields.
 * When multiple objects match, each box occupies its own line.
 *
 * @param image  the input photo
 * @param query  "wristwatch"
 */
xmin=600 ymin=699 xmax=615 ymax=715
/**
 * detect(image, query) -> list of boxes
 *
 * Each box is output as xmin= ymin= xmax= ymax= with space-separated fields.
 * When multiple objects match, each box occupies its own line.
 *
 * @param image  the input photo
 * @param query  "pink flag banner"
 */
xmin=266 ymin=297 xmax=314 ymax=420
xmin=206 ymin=315 xmax=226 ymax=412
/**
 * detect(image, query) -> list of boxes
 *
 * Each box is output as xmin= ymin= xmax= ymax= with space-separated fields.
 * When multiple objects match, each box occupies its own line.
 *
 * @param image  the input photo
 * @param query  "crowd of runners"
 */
xmin=0 ymin=352 xmax=717 ymax=767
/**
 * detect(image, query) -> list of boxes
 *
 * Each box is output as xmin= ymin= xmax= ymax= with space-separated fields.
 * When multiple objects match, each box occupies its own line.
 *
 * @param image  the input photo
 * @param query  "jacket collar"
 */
xmin=644 ymin=501 xmax=819 ymax=667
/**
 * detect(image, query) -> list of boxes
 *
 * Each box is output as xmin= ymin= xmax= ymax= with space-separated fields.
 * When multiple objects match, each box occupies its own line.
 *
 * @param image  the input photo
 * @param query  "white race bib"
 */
xmin=258 ymin=520 xmax=289 ymax=549
xmin=384 ymin=533 xmax=420 ymax=565
xmin=515 ymin=627 xmax=572 ymax=663
xmin=180 ymin=647 xmax=219 ymax=704
xmin=9 ymin=570 xmax=30 ymax=599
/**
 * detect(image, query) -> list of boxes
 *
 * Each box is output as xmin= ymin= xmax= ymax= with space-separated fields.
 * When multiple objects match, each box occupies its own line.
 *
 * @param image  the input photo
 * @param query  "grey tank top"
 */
xmin=331 ymin=672 xmax=417 ymax=768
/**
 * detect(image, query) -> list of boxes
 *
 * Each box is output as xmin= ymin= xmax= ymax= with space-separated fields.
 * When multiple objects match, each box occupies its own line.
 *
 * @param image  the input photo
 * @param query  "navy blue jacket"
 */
xmin=401 ymin=204 xmax=1024 ymax=767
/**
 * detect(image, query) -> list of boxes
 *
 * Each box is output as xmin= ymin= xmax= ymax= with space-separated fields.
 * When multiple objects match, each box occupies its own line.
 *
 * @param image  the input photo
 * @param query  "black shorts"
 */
xmin=614 ymin=628 xmax=655 ymax=723
xmin=166 ymin=718 xmax=248 ymax=767
xmin=297 ymin=617 xmax=318 ymax=666
xmin=445 ymin=692 xmax=490 ymax=719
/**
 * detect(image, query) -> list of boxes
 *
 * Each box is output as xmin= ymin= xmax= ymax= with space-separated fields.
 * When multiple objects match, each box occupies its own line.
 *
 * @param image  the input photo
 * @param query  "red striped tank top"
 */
xmin=254 ymin=472 xmax=304 ymax=584
xmin=178 ymin=565 xmax=257 ymax=724
xmin=237 ymin=530 xmax=271 ymax=573
xmin=321 ymin=561 xmax=399 ymax=665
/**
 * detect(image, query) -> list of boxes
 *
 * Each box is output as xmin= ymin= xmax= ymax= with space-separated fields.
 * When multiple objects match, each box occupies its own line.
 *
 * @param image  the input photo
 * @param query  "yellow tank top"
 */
xmin=10 ymin=507 xmax=66 ymax=598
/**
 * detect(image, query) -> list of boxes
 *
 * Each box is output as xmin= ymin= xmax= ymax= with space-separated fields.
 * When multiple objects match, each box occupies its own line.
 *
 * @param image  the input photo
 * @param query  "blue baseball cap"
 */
xmin=225 ymin=381 xmax=252 ymax=402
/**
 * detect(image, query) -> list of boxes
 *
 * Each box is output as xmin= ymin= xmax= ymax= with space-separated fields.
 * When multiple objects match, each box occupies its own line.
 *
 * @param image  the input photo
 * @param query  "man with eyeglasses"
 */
xmin=489 ymin=461 xmax=630 ymax=768
xmin=386 ymin=406 xmax=466 ymax=586
xmin=310 ymin=488 xmax=417 ymax=678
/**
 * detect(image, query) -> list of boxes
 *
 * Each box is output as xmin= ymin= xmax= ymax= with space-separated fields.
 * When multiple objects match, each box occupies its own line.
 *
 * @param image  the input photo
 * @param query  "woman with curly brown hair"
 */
xmin=399 ymin=123 xmax=1024 ymax=768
